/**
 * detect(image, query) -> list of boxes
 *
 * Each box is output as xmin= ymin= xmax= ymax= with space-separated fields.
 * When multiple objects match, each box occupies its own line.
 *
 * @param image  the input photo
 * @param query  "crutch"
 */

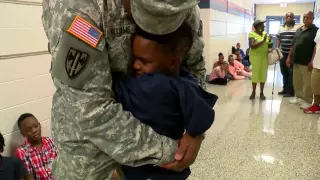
xmin=272 ymin=62 xmax=277 ymax=95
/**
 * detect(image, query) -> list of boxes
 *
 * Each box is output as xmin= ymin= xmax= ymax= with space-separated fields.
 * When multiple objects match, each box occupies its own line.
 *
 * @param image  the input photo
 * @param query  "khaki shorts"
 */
xmin=312 ymin=68 xmax=320 ymax=95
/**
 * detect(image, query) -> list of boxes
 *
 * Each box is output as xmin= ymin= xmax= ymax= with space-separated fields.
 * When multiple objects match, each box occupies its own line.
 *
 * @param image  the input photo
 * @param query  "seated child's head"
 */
xmin=17 ymin=113 xmax=41 ymax=143
xmin=132 ymin=23 xmax=193 ymax=76
xmin=218 ymin=53 xmax=224 ymax=62
xmin=237 ymin=54 xmax=242 ymax=60
xmin=228 ymin=55 xmax=235 ymax=65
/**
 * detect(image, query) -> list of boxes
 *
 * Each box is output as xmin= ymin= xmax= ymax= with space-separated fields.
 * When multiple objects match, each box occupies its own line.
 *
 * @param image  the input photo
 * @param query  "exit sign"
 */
xmin=280 ymin=2 xmax=287 ymax=7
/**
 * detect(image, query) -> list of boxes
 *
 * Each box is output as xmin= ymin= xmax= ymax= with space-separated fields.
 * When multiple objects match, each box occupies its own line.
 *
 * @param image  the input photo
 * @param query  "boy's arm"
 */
xmin=170 ymin=78 xmax=217 ymax=137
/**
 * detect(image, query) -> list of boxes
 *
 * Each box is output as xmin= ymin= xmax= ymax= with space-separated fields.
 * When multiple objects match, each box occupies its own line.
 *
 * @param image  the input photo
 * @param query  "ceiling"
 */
xmin=254 ymin=0 xmax=315 ymax=4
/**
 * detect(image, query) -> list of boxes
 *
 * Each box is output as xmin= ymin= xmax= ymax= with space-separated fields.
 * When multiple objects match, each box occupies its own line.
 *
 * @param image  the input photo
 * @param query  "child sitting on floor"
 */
xmin=0 ymin=132 xmax=28 ymax=180
xmin=14 ymin=113 xmax=58 ymax=180
xmin=227 ymin=55 xmax=252 ymax=80
xmin=112 ymin=23 xmax=218 ymax=180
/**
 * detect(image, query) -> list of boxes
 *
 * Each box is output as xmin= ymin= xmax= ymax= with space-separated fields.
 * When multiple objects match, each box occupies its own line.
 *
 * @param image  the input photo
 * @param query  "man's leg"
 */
xmin=285 ymin=62 xmax=295 ymax=97
xmin=300 ymin=65 xmax=313 ymax=103
xmin=279 ymin=53 xmax=289 ymax=94
xmin=298 ymin=65 xmax=312 ymax=109
xmin=291 ymin=64 xmax=303 ymax=104
xmin=304 ymin=68 xmax=320 ymax=113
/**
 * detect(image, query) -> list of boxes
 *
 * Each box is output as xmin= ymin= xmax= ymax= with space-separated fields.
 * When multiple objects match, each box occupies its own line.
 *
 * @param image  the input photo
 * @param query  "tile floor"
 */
xmin=189 ymin=67 xmax=320 ymax=180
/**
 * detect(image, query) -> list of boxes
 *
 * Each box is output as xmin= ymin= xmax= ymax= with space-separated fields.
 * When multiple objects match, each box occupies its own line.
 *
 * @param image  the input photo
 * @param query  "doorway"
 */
xmin=266 ymin=15 xmax=301 ymax=47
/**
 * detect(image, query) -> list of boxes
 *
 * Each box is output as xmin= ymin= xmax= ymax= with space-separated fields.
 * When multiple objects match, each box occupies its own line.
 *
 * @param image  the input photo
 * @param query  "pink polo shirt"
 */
xmin=228 ymin=60 xmax=244 ymax=76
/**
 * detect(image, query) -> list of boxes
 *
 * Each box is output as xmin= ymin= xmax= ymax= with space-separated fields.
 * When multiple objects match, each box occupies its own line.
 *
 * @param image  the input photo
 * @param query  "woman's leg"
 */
xmin=260 ymin=83 xmax=266 ymax=100
xmin=250 ymin=56 xmax=260 ymax=99
xmin=250 ymin=83 xmax=257 ymax=99
xmin=258 ymin=57 xmax=269 ymax=100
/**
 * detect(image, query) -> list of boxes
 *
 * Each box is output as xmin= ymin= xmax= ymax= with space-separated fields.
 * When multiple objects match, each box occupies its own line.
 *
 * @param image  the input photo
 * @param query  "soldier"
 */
xmin=42 ymin=0 xmax=206 ymax=179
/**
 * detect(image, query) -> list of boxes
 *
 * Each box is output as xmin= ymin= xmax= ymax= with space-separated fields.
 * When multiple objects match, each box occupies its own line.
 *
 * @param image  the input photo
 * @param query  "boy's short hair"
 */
xmin=218 ymin=53 xmax=223 ymax=57
xmin=135 ymin=22 xmax=193 ymax=57
xmin=17 ymin=113 xmax=36 ymax=130
xmin=0 ymin=132 xmax=4 ymax=153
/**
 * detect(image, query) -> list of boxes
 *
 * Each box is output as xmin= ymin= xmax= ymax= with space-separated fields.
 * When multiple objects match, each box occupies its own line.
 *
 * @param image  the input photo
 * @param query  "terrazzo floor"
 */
xmin=189 ymin=66 xmax=320 ymax=180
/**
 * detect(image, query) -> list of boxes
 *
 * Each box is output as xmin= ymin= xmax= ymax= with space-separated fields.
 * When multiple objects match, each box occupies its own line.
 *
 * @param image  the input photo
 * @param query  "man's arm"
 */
xmin=276 ymin=39 xmax=280 ymax=48
xmin=42 ymin=0 xmax=176 ymax=166
xmin=184 ymin=6 xmax=206 ymax=89
xmin=286 ymin=45 xmax=295 ymax=68
xmin=276 ymin=28 xmax=281 ymax=48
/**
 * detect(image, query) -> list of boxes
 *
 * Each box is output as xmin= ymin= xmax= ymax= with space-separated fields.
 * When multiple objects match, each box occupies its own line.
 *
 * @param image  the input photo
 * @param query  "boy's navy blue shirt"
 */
xmin=0 ymin=156 xmax=27 ymax=180
xmin=113 ymin=68 xmax=218 ymax=180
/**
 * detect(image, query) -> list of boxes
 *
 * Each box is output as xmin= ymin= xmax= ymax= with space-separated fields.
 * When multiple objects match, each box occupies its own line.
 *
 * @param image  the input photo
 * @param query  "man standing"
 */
xmin=42 ymin=0 xmax=206 ymax=179
xmin=304 ymin=28 xmax=320 ymax=113
xmin=277 ymin=12 xmax=300 ymax=97
xmin=287 ymin=11 xmax=318 ymax=109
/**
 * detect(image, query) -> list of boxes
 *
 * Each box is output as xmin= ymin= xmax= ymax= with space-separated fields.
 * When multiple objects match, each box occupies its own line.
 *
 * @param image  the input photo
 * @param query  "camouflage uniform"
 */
xmin=41 ymin=0 xmax=205 ymax=179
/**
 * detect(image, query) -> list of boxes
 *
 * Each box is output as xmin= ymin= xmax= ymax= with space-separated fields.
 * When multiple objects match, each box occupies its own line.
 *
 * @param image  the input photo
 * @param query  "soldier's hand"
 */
xmin=160 ymin=133 xmax=203 ymax=171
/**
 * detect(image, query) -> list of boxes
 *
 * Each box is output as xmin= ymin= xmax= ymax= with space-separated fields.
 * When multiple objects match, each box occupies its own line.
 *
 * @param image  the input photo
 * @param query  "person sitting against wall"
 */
xmin=227 ymin=55 xmax=252 ymax=80
xmin=0 ymin=132 xmax=29 ymax=180
xmin=236 ymin=43 xmax=246 ymax=58
xmin=208 ymin=53 xmax=231 ymax=85
xmin=14 ymin=113 xmax=58 ymax=180
xmin=242 ymin=48 xmax=251 ymax=68
xmin=231 ymin=46 xmax=238 ymax=60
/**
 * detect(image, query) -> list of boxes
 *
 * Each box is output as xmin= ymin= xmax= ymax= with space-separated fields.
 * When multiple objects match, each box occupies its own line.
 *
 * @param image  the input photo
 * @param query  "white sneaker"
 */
xmin=300 ymin=102 xmax=312 ymax=109
xmin=290 ymin=97 xmax=302 ymax=104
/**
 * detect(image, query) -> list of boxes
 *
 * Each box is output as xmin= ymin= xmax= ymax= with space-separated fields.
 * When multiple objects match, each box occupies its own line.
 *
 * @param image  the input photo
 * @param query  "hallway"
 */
xmin=190 ymin=67 xmax=320 ymax=180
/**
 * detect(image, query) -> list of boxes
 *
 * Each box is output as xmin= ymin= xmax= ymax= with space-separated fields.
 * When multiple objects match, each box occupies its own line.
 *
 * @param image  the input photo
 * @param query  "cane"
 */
xmin=272 ymin=62 xmax=277 ymax=95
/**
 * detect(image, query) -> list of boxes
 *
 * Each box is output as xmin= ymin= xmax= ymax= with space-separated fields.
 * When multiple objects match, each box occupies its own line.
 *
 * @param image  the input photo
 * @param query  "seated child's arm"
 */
xmin=170 ymin=77 xmax=217 ymax=137
xmin=227 ymin=65 xmax=236 ymax=77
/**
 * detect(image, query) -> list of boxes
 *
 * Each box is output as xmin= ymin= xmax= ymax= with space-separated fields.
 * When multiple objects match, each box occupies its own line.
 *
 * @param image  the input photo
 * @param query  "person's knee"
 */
xmin=214 ymin=66 xmax=221 ymax=72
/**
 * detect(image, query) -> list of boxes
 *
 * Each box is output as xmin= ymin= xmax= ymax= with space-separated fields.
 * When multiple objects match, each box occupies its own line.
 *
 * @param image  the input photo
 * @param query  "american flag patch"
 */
xmin=67 ymin=16 xmax=103 ymax=48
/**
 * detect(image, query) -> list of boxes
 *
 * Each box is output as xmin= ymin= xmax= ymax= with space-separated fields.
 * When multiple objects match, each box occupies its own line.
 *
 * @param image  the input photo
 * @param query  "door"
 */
xmin=266 ymin=16 xmax=300 ymax=48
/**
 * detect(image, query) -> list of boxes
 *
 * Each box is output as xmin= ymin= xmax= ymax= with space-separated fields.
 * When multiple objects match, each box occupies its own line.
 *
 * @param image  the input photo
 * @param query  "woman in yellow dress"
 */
xmin=249 ymin=20 xmax=273 ymax=100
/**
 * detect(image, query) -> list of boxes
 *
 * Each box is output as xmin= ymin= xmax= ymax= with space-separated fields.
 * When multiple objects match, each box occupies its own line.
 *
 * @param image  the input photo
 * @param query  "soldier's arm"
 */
xmin=42 ymin=0 xmax=176 ymax=166
xmin=184 ymin=6 xmax=206 ymax=89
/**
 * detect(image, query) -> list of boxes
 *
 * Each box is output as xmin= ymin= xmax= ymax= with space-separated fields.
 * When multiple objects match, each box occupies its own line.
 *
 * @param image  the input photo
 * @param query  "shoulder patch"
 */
xmin=65 ymin=48 xmax=89 ymax=78
xmin=67 ymin=16 xmax=103 ymax=48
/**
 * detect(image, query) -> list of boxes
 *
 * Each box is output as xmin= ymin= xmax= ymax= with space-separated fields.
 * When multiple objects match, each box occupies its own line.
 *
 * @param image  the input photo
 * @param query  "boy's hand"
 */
xmin=160 ymin=133 xmax=204 ymax=172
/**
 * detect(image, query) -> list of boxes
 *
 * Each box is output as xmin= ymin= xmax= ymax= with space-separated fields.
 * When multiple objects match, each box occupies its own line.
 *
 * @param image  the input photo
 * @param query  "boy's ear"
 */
xmin=170 ymin=56 xmax=182 ymax=70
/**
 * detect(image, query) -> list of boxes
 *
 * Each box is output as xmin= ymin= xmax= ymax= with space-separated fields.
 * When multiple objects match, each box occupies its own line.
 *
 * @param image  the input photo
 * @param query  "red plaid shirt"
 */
xmin=14 ymin=137 xmax=58 ymax=180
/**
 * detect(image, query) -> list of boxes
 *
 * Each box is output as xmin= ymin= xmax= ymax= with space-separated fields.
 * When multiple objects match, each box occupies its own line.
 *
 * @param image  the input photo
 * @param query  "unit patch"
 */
xmin=65 ymin=48 xmax=89 ymax=78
